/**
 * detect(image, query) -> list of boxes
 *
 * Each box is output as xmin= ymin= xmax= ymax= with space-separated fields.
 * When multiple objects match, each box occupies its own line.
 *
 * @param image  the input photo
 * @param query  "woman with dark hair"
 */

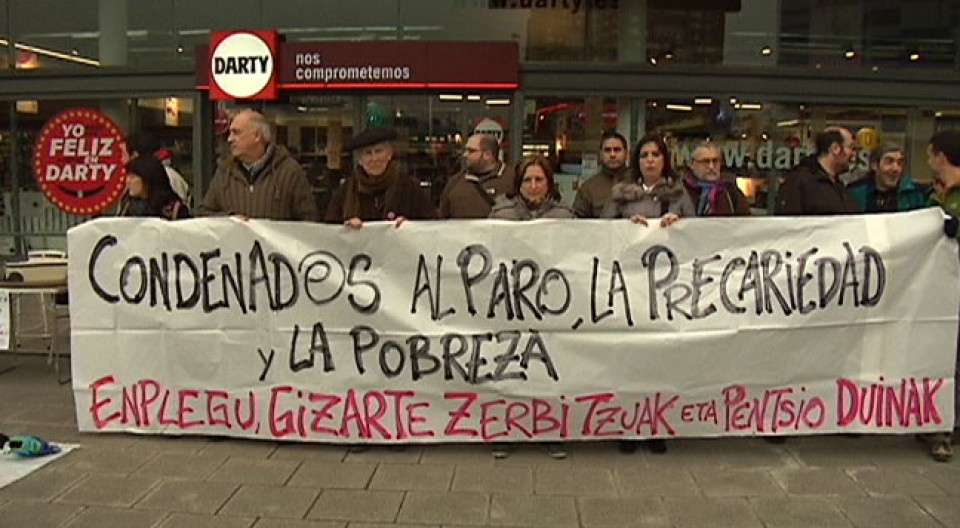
xmin=601 ymin=133 xmax=694 ymax=225
xmin=489 ymin=156 xmax=574 ymax=220
xmin=118 ymin=156 xmax=191 ymax=219
xmin=601 ymin=134 xmax=691 ymax=456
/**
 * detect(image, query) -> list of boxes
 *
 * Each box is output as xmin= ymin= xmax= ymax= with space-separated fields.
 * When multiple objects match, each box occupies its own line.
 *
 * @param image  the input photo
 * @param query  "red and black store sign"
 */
xmin=198 ymin=31 xmax=520 ymax=99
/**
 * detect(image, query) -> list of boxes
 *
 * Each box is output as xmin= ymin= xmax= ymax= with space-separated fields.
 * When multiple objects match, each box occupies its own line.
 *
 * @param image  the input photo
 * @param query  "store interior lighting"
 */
xmin=740 ymin=103 xmax=763 ymax=110
xmin=694 ymin=98 xmax=713 ymax=105
xmin=844 ymin=48 xmax=856 ymax=59
xmin=486 ymin=98 xmax=511 ymax=106
xmin=909 ymin=52 xmax=921 ymax=61
xmin=467 ymin=94 xmax=481 ymax=101
xmin=438 ymin=94 xmax=463 ymax=101
xmin=760 ymin=46 xmax=772 ymax=56
xmin=665 ymin=104 xmax=693 ymax=112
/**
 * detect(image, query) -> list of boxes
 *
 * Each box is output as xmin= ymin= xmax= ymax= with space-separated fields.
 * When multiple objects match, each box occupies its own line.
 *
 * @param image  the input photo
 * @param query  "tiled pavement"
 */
xmin=2 ymin=320 xmax=960 ymax=527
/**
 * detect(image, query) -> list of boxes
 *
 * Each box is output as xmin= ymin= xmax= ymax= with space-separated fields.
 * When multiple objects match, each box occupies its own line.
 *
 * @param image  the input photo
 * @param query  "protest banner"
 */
xmin=67 ymin=209 xmax=959 ymax=443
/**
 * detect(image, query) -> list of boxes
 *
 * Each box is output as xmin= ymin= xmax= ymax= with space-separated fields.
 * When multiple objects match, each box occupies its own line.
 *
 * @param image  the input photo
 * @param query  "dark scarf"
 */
xmin=120 ymin=197 xmax=156 ymax=217
xmin=684 ymin=174 xmax=733 ymax=216
xmin=342 ymin=162 xmax=400 ymax=220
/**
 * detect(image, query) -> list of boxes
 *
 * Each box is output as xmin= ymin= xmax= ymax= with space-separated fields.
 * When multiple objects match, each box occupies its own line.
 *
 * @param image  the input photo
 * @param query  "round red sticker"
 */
xmin=33 ymin=108 xmax=127 ymax=215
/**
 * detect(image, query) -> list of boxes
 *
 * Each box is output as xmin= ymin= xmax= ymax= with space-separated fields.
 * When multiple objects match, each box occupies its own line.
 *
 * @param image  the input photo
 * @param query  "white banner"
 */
xmin=67 ymin=209 xmax=959 ymax=443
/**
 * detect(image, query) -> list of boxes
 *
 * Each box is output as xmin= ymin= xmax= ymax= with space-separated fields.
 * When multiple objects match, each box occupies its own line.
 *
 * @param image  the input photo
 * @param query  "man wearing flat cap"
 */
xmin=325 ymin=127 xmax=434 ymax=227
xmin=199 ymin=109 xmax=319 ymax=221
xmin=847 ymin=143 xmax=929 ymax=213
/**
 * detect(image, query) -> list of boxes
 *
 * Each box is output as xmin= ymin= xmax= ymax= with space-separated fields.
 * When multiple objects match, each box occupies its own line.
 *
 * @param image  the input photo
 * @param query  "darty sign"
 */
xmin=209 ymin=30 xmax=279 ymax=100
xmin=198 ymin=40 xmax=519 ymax=94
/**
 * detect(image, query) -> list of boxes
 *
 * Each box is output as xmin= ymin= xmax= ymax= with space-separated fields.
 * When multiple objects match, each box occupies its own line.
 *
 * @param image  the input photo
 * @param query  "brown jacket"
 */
xmin=573 ymin=168 xmax=624 ymax=218
xmin=325 ymin=171 xmax=435 ymax=223
xmin=438 ymin=162 xmax=515 ymax=219
xmin=199 ymin=145 xmax=320 ymax=221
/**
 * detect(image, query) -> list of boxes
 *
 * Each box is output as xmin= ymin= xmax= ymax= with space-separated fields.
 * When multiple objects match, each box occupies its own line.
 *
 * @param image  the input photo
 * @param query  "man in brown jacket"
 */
xmin=438 ymin=134 xmax=515 ymax=218
xmin=573 ymin=131 xmax=629 ymax=218
xmin=199 ymin=109 xmax=319 ymax=221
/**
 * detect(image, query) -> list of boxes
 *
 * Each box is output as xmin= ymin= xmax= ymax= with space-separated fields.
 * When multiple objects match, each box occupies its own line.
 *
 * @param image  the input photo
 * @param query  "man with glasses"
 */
xmin=776 ymin=126 xmax=860 ymax=215
xmin=438 ymin=133 xmax=515 ymax=218
xmin=681 ymin=141 xmax=750 ymax=217
xmin=573 ymin=131 xmax=630 ymax=218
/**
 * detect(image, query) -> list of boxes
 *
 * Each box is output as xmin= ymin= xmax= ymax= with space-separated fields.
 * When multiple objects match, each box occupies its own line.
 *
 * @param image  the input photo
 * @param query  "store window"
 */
xmin=0 ymin=96 xmax=194 ymax=254
xmin=645 ymin=99 xmax=956 ymax=214
xmin=522 ymin=96 xmax=633 ymax=204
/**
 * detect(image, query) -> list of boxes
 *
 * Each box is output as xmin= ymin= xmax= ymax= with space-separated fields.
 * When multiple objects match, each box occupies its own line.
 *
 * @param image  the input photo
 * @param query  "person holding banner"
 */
xmin=776 ymin=127 xmax=860 ymax=215
xmin=573 ymin=131 xmax=630 ymax=218
xmin=117 ymin=156 xmax=191 ymax=220
xmin=325 ymin=127 xmax=435 ymax=228
xmin=681 ymin=141 xmax=751 ymax=217
xmin=600 ymin=133 xmax=693 ymax=455
xmin=199 ymin=109 xmax=320 ymax=221
xmin=439 ymin=133 xmax=515 ymax=219
xmin=600 ymin=133 xmax=695 ymax=227
xmin=489 ymin=156 xmax=574 ymax=221
xmin=486 ymin=155 xmax=570 ymax=459
xmin=926 ymin=130 xmax=960 ymax=462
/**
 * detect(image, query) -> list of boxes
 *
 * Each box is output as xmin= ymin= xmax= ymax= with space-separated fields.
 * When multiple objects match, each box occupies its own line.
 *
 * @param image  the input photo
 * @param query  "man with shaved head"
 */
xmin=199 ymin=109 xmax=319 ymax=221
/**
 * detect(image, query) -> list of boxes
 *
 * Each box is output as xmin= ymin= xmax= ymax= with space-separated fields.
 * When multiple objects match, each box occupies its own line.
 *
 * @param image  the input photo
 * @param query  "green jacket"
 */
xmin=932 ymin=184 xmax=960 ymax=217
xmin=847 ymin=173 xmax=929 ymax=213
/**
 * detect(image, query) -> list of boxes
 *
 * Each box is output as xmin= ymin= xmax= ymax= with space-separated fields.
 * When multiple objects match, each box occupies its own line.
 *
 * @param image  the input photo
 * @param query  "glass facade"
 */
xmin=0 ymin=0 xmax=959 ymax=249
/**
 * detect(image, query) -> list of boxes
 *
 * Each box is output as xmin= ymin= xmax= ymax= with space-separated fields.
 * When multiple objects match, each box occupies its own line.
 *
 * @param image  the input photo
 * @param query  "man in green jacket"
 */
xmin=926 ymin=130 xmax=960 ymax=462
xmin=847 ymin=143 xmax=929 ymax=213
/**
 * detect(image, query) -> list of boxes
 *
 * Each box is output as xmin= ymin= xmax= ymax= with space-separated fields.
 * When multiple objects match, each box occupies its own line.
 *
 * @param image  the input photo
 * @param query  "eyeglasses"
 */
xmin=693 ymin=157 xmax=722 ymax=165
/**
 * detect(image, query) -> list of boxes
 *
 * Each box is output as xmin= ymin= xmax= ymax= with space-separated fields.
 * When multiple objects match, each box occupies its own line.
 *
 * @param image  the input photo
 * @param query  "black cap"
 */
xmin=346 ymin=127 xmax=397 ymax=151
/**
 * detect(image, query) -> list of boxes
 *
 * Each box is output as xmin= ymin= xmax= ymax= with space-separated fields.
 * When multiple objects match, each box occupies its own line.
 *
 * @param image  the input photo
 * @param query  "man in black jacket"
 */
xmin=776 ymin=127 xmax=860 ymax=215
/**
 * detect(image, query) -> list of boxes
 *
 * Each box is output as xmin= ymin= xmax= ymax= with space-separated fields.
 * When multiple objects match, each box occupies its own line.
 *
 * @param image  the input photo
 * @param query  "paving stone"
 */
xmin=488 ymin=443 xmax=574 ymax=467
xmin=451 ymin=465 xmax=533 ymax=494
xmin=0 ymin=467 xmax=86 ymax=501
xmin=919 ymin=465 xmax=960 ymax=495
xmin=719 ymin=439 xmax=800 ymax=468
xmin=370 ymin=463 xmax=454 ymax=491
xmin=270 ymin=443 xmax=348 ymax=462
xmin=833 ymin=496 xmax=942 ymax=528
xmin=637 ymin=439 xmax=728 ymax=470
xmin=207 ymin=457 xmax=301 ymax=485
xmin=662 ymin=497 xmax=763 ymax=528
xmin=56 ymin=473 xmax=160 ymax=507
xmin=288 ymin=461 xmax=377 ymax=489
xmin=56 ymin=446 xmax=154 ymax=474
xmin=915 ymin=496 xmax=960 ymax=528
xmin=158 ymin=512 xmax=256 ymax=528
xmin=61 ymin=505 xmax=166 ymax=528
xmin=0 ymin=500 xmax=83 ymax=528
xmin=534 ymin=466 xmax=617 ymax=496
xmin=135 ymin=480 xmax=239 ymax=514
xmin=198 ymin=438 xmax=280 ymax=458
xmin=130 ymin=435 xmax=211 ymax=454
xmin=750 ymin=497 xmax=853 ymax=528
xmin=578 ymin=497 xmax=671 ymax=527
xmin=419 ymin=444 xmax=496 ymax=466
xmin=343 ymin=446 xmax=424 ymax=464
xmin=490 ymin=494 xmax=578 ymax=527
xmin=136 ymin=452 xmax=229 ymax=479
xmin=349 ymin=524 xmax=437 ymax=528
xmin=769 ymin=468 xmax=866 ymax=495
xmin=307 ymin=490 xmax=404 ymax=522
xmin=846 ymin=467 xmax=946 ymax=496
xmin=692 ymin=468 xmax=784 ymax=497
xmin=219 ymin=484 xmax=320 ymax=519
xmin=615 ymin=468 xmax=701 ymax=497
xmin=250 ymin=520 xmax=346 ymax=528
xmin=397 ymin=492 xmax=489 ymax=525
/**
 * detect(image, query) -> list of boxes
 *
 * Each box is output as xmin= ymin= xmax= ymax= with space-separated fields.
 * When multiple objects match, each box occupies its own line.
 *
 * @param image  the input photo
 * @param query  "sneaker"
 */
xmin=491 ymin=443 xmax=513 ymax=459
xmin=618 ymin=440 xmax=638 ymax=454
xmin=646 ymin=439 xmax=667 ymax=454
xmin=542 ymin=442 xmax=567 ymax=459
xmin=931 ymin=441 xmax=953 ymax=463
